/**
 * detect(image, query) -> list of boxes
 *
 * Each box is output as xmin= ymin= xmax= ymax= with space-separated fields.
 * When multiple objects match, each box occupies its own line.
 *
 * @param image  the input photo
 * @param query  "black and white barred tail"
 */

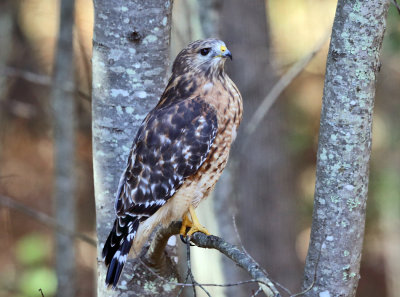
xmin=102 ymin=216 xmax=140 ymax=288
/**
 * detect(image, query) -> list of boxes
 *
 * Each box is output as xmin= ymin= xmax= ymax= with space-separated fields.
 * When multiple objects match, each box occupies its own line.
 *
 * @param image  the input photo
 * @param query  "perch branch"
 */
xmin=190 ymin=232 xmax=280 ymax=297
xmin=144 ymin=222 xmax=280 ymax=297
xmin=0 ymin=195 xmax=96 ymax=246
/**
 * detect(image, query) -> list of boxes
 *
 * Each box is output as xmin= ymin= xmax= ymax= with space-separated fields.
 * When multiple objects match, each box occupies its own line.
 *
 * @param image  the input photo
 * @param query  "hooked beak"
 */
xmin=224 ymin=49 xmax=233 ymax=60
xmin=219 ymin=45 xmax=233 ymax=60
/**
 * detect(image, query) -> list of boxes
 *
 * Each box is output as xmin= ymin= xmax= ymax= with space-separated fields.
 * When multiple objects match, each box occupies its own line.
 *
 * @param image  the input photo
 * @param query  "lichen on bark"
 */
xmin=303 ymin=1 xmax=390 ymax=296
xmin=91 ymin=1 xmax=174 ymax=296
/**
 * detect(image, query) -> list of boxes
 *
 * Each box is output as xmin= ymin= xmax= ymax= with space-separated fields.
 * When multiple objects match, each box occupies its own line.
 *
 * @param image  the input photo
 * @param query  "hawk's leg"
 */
xmin=180 ymin=213 xmax=193 ymax=236
xmin=179 ymin=205 xmax=211 ymax=241
xmin=187 ymin=205 xmax=210 ymax=236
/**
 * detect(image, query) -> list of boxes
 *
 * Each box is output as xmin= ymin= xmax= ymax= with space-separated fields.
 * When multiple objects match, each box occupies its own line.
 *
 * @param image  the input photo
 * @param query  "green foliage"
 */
xmin=286 ymin=104 xmax=315 ymax=155
xmin=14 ymin=233 xmax=56 ymax=297
xmin=18 ymin=267 xmax=57 ymax=297
xmin=15 ymin=234 xmax=50 ymax=266
xmin=374 ymin=168 xmax=400 ymax=215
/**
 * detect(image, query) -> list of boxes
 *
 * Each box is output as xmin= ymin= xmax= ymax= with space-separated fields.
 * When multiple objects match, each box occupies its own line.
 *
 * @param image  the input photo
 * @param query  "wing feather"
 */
xmin=115 ymin=97 xmax=218 ymax=217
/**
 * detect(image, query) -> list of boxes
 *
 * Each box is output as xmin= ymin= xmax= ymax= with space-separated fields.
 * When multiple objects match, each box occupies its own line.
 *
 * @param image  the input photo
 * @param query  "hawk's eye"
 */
xmin=200 ymin=48 xmax=211 ymax=56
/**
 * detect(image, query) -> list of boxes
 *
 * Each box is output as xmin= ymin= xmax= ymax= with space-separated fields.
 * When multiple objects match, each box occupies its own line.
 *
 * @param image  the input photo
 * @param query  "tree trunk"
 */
xmin=51 ymin=0 xmax=76 ymax=296
xmin=303 ymin=1 xmax=390 ymax=296
xmin=91 ymin=0 xmax=174 ymax=296
xmin=0 ymin=0 xmax=13 ymax=159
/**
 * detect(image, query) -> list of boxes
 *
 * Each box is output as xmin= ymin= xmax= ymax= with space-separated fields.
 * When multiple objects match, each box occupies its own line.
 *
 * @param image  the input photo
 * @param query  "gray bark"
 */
xmin=51 ymin=0 xmax=76 ymax=296
xmin=303 ymin=1 xmax=390 ymax=296
xmin=91 ymin=0 xmax=174 ymax=296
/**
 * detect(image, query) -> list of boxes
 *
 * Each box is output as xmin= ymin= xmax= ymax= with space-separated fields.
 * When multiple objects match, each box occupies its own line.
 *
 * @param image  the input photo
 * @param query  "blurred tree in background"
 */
xmin=0 ymin=0 xmax=399 ymax=297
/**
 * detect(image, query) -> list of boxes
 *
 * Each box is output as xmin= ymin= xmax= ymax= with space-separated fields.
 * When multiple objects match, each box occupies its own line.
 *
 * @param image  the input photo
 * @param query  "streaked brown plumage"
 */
xmin=103 ymin=38 xmax=243 ymax=287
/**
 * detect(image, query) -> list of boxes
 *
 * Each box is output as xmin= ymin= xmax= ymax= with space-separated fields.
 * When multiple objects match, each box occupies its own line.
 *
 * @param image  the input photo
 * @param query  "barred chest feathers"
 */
xmin=188 ymin=75 xmax=243 ymax=207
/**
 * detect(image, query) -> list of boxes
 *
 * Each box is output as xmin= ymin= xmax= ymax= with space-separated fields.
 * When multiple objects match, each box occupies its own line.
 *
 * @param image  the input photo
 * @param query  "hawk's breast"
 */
xmin=186 ymin=75 xmax=243 ymax=207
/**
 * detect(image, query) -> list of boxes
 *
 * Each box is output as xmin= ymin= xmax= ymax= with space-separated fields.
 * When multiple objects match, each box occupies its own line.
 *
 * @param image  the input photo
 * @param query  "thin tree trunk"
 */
xmin=91 ymin=0 xmax=173 ymax=296
xmin=0 ymin=0 xmax=13 ymax=158
xmin=51 ymin=0 xmax=76 ymax=296
xmin=0 ymin=1 xmax=12 ymax=98
xmin=303 ymin=1 xmax=389 ymax=296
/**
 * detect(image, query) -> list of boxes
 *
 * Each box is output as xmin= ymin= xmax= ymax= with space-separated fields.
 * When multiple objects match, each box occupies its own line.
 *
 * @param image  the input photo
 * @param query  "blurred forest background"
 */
xmin=0 ymin=0 xmax=399 ymax=297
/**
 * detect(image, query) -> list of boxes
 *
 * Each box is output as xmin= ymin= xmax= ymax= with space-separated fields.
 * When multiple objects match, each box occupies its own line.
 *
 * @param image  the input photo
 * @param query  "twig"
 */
xmin=185 ymin=240 xmax=211 ymax=297
xmin=186 ymin=241 xmax=197 ymax=297
xmin=232 ymin=215 xmax=261 ymax=273
xmin=232 ymin=215 xmax=273 ymax=294
xmin=271 ymin=282 xmax=292 ymax=297
xmin=39 ymin=288 xmax=45 ymax=297
xmin=0 ymin=195 xmax=96 ymax=246
xmin=252 ymin=287 xmax=262 ymax=297
xmin=392 ymin=0 xmax=400 ymax=14
xmin=232 ymin=215 xmax=248 ymax=255
xmin=0 ymin=66 xmax=90 ymax=100
xmin=1 ymin=66 xmax=53 ymax=87
xmin=177 ymin=268 xmax=191 ymax=297
xmin=243 ymin=32 xmax=331 ymax=141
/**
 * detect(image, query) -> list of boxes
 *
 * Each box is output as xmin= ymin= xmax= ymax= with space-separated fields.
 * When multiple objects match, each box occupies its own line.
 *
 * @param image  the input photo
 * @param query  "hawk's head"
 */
xmin=172 ymin=39 xmax=232 ymax=78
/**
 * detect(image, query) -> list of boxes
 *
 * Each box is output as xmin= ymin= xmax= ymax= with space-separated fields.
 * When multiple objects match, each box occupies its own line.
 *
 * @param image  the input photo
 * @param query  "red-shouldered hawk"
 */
xmin=102 ymin=39 xmax=243 ymax=287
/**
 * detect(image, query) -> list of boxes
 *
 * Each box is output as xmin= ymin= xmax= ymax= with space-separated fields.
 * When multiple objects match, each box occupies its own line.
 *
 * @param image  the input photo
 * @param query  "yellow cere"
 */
xmin=220 ymin=45 xmax=227 ymax=53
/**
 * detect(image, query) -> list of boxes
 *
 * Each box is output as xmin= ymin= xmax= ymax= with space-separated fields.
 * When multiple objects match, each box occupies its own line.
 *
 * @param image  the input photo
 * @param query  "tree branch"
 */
xmin=0 ymin=194 xmax=96 ymax=247
xmin=144 ymin=222 xmax=281 ymax=297
xmin=0 ymin=66 xmax=90 ymax=100
xmin=243 ymin=32 xmax=330 ymax=141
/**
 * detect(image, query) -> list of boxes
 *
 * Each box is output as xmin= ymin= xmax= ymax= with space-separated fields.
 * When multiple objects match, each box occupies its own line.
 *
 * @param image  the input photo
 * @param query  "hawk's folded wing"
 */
xmin=116 ymin=97 xmax=218 ymax=216
xmin=102 ymin=97 xmax=218 ymax=287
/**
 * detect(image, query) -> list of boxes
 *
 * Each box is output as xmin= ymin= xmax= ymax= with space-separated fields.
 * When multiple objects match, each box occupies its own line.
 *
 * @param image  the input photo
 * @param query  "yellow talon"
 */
xmin=180 ymin=213 xmax=193 ymax=236
xmin=180 ymin=205 xmax=211 ymax=237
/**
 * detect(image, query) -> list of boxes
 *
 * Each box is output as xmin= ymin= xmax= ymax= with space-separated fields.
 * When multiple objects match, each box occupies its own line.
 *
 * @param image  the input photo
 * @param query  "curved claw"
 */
xmin=186 ymin=224 xmax=210 ymax=237
xmin=180 ymin=205 xmax=211 ymax=241
xmin=180 ymin=213 xmax=193 ymax=237
xmin=180 ymin=235 xmax=195 ymax=246
xmin=186 ymin=205 xmax=210 ymax=236
xmin=180 ymin=234 xmax=188 ymax=244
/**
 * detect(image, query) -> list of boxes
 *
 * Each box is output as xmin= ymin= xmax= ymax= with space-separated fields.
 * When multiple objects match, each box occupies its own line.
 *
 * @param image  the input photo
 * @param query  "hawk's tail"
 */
xmin=102 ymin=217 xmax=140 ymax=288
